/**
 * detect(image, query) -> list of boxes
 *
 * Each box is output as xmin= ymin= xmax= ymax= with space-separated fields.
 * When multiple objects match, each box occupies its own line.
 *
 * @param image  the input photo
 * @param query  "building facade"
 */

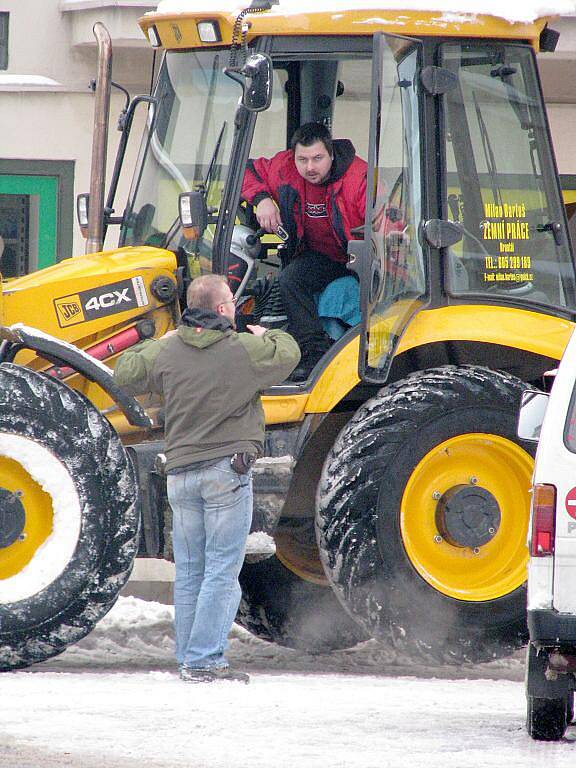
xmin=0 ymin=0 xmax=156 ymax=274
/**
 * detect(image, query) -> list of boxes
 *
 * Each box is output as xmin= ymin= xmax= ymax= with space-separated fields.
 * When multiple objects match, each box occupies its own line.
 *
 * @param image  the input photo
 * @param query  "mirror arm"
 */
xmin=104 ymin=94 xmax=158 ymax=235
xmin=111 ymin=80 xmax=131 ymax=125
xmin=224 ymin=68 xmax=245 ymax=88
xmin=104 ymin=214 xmax=124 ymax=225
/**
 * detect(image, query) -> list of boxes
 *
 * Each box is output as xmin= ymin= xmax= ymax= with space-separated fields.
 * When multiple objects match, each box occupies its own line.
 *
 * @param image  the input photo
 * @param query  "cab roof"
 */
xmin=139 ymin=1 xmax=556 ymax=51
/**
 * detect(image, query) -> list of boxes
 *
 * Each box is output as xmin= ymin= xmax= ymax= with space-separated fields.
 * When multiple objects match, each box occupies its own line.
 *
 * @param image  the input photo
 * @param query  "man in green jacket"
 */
xmin=114 ymin=274 xmax=300 ymax=683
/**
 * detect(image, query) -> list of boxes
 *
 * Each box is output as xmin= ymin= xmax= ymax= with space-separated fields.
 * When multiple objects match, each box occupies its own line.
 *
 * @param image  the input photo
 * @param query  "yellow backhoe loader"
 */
xmin=0 ymin=2 xmax=573 ymax=670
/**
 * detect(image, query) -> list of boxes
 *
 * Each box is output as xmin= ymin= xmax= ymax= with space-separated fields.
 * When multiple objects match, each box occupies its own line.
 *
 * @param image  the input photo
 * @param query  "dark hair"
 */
xmin=290 ymin=122 xmax=333 ymax=157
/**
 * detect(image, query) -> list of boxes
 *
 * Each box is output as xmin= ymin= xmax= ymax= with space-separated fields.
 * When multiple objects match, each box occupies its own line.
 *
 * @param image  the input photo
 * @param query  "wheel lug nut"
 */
xmin=432 ymin=491 xmax=441 ymax=500
xmin=472 ymin=547 xmax=480 ymax=555
xmin=488 ymin=527 xmax=495 ymax=535
xmin=469 ymin=476 xmax=478 ymax=485
xmin=18 ymin=533 xmax=26 ymax=541
xmin=434 ymin=535 xmax=443 ymax=544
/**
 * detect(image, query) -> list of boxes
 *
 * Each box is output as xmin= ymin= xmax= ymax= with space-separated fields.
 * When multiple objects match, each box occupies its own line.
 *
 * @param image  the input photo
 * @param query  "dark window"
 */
xmin=0 ymin=195 xmax=29 ymax=277
xmin=0 ymin=13 xmax=8 ymax=70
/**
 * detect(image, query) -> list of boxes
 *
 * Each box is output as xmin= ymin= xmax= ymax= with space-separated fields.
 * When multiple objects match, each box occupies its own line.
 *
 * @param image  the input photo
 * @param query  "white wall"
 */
xmin=546 ymin=104 xmax=576 ymax=176
xmin=0 ymin=0 xmax=155 ymax=257
xmin=2 ymin=1 xmax=156 ymax=90
xmin=0 ymin=89 xmax=149 ymax=254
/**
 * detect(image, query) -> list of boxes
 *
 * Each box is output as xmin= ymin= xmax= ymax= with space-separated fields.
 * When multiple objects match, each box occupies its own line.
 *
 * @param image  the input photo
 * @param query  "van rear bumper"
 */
xmin=528 ymin=608 xmax=576 ymax=646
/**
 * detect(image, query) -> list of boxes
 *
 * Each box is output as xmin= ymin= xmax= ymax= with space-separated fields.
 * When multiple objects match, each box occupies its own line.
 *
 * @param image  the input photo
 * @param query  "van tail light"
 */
xmin=530 ymin=484 xmax=556 ymax=557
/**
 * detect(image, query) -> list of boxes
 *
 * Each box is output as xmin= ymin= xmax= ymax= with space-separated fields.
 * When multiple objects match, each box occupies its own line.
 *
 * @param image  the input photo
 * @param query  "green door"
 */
xmin=0 ymin=174 xmax=58 ymax=276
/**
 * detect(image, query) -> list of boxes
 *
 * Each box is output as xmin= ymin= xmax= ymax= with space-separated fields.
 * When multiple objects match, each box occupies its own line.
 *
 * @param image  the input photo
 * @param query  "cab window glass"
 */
xmin=121 ymin=50 xmax=243 ymax=278
xmin=441 ymin=43 xmax=576 ymax=310
xmin=563 ymin=381 xmax=576 ymax=452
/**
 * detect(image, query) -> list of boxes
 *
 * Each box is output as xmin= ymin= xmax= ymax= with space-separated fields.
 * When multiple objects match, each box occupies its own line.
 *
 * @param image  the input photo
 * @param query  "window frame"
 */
xmin=0 ymin=12 xmax=8 ymax=71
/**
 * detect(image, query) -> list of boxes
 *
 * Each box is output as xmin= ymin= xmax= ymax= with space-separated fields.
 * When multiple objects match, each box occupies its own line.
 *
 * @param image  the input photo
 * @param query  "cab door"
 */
xmin=354 ymin=32 xmax=427 ymax=383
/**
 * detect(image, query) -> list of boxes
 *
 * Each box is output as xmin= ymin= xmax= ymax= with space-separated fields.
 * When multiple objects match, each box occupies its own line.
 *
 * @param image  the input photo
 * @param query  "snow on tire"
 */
xmin=316 ymin=365 xmax=534 ymax=665
xmin=0 ymin=364 xmax=139 ymax=670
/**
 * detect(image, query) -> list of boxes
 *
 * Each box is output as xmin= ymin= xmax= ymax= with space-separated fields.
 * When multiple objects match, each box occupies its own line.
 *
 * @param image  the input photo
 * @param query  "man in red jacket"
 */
xmin=241 ymin=122 xmax=366 ymax=381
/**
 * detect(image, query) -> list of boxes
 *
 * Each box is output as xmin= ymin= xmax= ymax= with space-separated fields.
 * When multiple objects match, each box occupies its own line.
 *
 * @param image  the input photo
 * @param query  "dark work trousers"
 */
xmin=278 ymin=250 xmax=350 ymax=349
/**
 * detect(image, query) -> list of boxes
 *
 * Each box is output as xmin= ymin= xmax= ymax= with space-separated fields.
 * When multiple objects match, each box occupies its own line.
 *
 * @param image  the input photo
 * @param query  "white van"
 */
xmin=518 ymin=332 xmax=576 ymax=740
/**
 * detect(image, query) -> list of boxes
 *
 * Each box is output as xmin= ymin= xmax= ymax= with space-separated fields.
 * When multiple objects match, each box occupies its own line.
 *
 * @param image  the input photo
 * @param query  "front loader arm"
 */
xmin=0 ymin=324 xmax=152 ymax=429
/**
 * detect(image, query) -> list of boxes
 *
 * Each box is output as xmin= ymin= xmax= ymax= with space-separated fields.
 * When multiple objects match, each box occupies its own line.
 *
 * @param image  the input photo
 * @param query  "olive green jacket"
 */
xmin=114 ymin=315 xmax=300 ymax=472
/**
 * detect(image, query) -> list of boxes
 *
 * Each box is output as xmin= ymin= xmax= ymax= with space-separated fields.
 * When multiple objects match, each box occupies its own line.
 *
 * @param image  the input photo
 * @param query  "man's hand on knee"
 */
xmin=255 ymin=198 xmax=283 ymax=233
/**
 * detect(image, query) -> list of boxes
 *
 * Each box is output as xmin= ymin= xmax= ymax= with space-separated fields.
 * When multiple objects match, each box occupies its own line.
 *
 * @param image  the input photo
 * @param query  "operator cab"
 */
xmin=116 ymin=25 xmax=576 ymax=388
xmin=229 ymin=54 xmax=374 ymax=345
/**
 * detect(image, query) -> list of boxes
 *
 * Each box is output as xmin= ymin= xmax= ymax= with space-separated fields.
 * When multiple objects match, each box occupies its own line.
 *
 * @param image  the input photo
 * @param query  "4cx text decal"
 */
xmin=54 ymin=277 xmax=149 ymax=328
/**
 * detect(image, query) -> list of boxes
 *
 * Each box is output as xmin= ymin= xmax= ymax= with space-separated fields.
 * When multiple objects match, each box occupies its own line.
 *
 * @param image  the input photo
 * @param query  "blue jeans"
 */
xmin=167 ymin=457 xmax=253 ymax=669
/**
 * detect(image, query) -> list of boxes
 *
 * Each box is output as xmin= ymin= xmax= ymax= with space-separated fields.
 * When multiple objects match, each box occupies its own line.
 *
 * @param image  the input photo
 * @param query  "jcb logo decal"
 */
xmin=54 ymin=277 xmax=148 ymax=328
xmin=55 ymin=296 xmax=85 ymax=327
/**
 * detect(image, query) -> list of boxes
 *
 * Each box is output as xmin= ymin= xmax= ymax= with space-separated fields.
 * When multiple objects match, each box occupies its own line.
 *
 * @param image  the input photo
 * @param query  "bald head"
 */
xmin=186 ymin=274 xmax=229 ymax=312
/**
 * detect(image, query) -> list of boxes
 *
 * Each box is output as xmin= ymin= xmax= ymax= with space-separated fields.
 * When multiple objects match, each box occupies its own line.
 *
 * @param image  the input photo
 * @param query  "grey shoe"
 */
xmin=180 ymin=666 xmax=250 ymax=684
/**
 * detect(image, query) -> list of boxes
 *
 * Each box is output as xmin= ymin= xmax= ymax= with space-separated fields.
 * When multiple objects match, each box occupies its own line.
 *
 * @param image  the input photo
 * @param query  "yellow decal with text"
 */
xmin=481 ymin=201 xmax=534 ymax=285
xmin=54 ymin=295 xmax=85 ymax=327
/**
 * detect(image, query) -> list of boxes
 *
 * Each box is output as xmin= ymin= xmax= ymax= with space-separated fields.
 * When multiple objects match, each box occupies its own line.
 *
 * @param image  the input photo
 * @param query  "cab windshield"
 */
xmin=120 ymin=50 xmax=243 ymax=275
xmin=442 ymin=43 xmax=576 ymax=310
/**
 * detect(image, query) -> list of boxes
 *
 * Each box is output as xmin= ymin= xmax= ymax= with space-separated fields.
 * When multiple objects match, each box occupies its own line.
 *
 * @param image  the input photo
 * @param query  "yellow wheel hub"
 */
xmin=400 ymin=433 xmax=532 ymax=601
xmin=0 ymin=456 xmax=54 ymax=580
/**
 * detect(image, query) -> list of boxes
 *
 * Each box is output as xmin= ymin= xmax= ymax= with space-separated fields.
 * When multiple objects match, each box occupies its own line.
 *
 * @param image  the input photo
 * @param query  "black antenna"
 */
xmin=229 ymin=1 xmax=274 ymax=69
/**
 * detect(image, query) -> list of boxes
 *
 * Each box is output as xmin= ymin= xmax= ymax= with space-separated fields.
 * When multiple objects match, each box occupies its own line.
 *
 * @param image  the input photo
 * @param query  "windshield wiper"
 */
xmin=472 ymin=92 xmax=503 ymax=212
xmin=198 ymin=121 xmax=228 ymax=197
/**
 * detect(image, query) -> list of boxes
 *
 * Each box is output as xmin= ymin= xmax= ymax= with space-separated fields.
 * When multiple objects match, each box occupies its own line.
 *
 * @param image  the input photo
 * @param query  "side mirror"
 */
xmin=77 ymin=193 xmax=90 ymax=239
xmin=225 ymin=53 xmax=273 ymax=113
xmin=517 ymin=389 xmax=549 ymax=443
xmin=179 ymin=191 xmax=208 ymax=241
xmin=242 ymin=53 xmax=272 ymax=112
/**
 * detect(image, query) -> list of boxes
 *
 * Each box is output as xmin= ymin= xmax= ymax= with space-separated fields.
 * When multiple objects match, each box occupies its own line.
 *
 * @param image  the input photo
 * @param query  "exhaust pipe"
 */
xmin=86 ymin=22 xmax=112 ymax=254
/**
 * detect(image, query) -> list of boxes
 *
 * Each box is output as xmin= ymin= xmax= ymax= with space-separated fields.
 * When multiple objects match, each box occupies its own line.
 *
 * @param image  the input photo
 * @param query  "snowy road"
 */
xmin=1 ymin=598 xmax=574 ymax=767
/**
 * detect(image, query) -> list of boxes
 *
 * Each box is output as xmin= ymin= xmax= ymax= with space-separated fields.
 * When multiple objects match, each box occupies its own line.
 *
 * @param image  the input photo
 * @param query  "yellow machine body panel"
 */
xmin=0 ymin=246 xmax=178 ymax=432
xmin=304 ymin=306 xmax=575 ymax=415
xmin=2 ymin=246 xmax=177 ymax=340
xmin=140 ymin=8 xmax=547 ymax=51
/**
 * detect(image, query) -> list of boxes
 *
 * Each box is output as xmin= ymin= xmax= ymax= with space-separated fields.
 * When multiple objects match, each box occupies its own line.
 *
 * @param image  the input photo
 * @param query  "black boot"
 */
xmin=289 ymin=334 xmax=332 ymax=382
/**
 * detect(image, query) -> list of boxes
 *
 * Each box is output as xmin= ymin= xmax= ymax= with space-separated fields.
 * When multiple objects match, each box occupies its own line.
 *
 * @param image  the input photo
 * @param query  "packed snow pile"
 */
xmin=154 ymin=0 xmax=576 ymax=24
xmin=43 ymin=596 xmax=526 ymax=680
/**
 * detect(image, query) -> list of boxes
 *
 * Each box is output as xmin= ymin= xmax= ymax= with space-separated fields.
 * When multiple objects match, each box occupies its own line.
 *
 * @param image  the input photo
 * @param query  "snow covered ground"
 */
xmin=0 ymin=597 xmax=574 ymax=768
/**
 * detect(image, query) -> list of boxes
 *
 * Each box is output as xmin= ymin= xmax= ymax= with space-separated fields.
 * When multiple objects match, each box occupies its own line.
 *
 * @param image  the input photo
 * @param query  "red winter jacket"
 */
xmin=241 ymin=139 xmax=367 ymax=261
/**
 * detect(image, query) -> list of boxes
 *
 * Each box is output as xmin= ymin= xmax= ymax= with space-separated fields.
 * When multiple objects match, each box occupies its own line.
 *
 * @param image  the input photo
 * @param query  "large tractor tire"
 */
xmin=0 ymin=364 xmax=139 ymax=670
xmin=317 ymin=365 xmax=534 ymax=665
xmin=238 ymin=552 xmax=366 ymax=652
